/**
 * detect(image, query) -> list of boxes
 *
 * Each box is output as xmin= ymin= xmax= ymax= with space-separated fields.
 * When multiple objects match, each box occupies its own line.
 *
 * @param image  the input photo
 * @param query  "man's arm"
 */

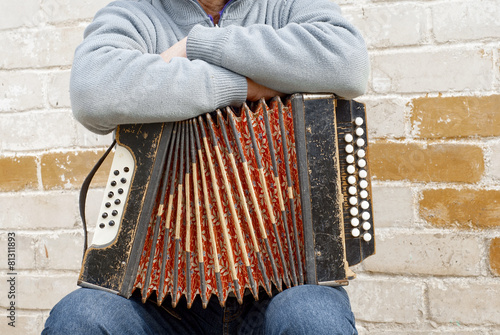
xmin=186 ymin=0 xmax=369 ymax=99
xmin=70 ymin=3 xmax=248 ymax=135
xmin=71 ymin=0 xmax=368 ymax=135
xmin=161 ymin=37 xmax=283 ymax=101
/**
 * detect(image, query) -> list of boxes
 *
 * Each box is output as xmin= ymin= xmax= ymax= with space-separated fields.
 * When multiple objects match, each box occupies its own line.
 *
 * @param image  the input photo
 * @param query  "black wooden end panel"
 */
xmin=291 ymin=94 xmax=317 ymax=285
xmin=302 ymin=97 xmax=346 ymax=283
xmin=121 ymin=122 xmax=173 ymax=295
xmin=79 ymin=122 xmax=172 ymax=295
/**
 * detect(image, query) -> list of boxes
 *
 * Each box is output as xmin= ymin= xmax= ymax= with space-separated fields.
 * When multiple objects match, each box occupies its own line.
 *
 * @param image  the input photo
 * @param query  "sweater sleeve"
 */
xmin=70 ymin=2 xmax=247 ymax=135
xmin=186 ymin=0 xmax=369 ymax=99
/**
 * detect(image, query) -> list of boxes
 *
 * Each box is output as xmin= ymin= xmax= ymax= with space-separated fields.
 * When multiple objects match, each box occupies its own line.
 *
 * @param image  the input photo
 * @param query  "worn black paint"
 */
xmin=78 ymin=122 xmax=173 ymax=296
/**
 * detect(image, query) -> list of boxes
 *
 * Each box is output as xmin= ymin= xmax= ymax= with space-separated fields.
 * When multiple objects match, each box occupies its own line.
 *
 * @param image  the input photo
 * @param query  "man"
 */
xmin=43 ymin=0 xmax=369 ymax=333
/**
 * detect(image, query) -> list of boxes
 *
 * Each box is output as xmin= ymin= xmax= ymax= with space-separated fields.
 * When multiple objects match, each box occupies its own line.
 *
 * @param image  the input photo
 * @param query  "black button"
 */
xmin=118 ymin=188 xmax=124 ymax=194
xmin=112 ymin=210 xmax=118 ymax=216
xmin=108 ymin=191 xmax=114 ymax=198
xmin=105 ymin=202 xmax=111 ymax=208
xmin=99 ymin=223 xmax=105 ymax=229
xmin=124 ymin=167 xmax=129 ymax=173
xmin=120 ymin=178 xmax=127 ymax=184
xmin=111 ymin=181 xmax=117 ymax=187
xmin=109 ymin=220 xmax=115 ymax=226
xmin=114 ymin=170 xmax=120 ymax=176
xmin=114 ymin=199 xmax=121 ymax=205
xmin=102 ymin=212 xmax=108 ymax=218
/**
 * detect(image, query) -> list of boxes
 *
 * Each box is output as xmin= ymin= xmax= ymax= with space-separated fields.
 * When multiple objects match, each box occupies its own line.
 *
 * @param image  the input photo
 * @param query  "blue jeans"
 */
xmin=42 ymin=285 xmax=357 ymax=334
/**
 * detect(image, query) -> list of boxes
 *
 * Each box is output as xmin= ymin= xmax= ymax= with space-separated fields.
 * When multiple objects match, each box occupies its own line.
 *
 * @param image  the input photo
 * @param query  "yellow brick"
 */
xmin=370 ymin=142 xmax=484 ymax=182
xmin=420 ymin=189 xmax=500 ymax=229
xmin=40 ymin=150 xmax=112 ymax=190
xmin=0 ymin=156 xmax=38 ymax=191
xmin=491 ymin=238 xmax=500 ymax=276
xmin=411 ymin=95 xmax=500 ymax=138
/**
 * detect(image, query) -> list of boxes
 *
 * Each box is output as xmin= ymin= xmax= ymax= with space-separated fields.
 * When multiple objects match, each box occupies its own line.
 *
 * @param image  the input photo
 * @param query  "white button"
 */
xmin=357 ymin=149 xmax=366 ymax=158
xmin=349 ymin=197 xmax=358 ymax=205
xmin=348 ymin=186 xmax=357 ymax=195
xmin=363 ymin=233 xmax=372 ymax=242
xmin=358 ymin=159 xmax=366 ymax=168
xmin=348 ymin=176 xmax=357 ymax=185
xmin=351 ymin=218 xmax=360 ymax=227
xmin=350 ymin=207 xmax=359 ymax=216
xmin=360 ymin=190 xmax=368 ymax=199
xmin=362 ymin=221 xmax=371 ymax=230
xmin=361 ymin=200 xmax=369 ymax=209
xmin=347 ymin=165 xmax=356 ymax=174
xmin=355 ymin=117 xmax=364 ymax=126
xmin=355 ymin=128 xmax=364 ymax=136
xmin=345 ymin=134 xmax=353 ymax=143
xmin=352 ymin=228 xmax=360 ymax=237
xmin=356 ymin=138 xmax=365 ymax=147
xmin=360 ymin=180 xmax=368 ymax=189
xmin=362 ymin=212 xmax=371 ymax=220
xmin=346 ymin=155 xmax=355 ymax=164
xmin=359 ymin=169 xmax=367 ymax=179
xmin=345 ymin=144 xmax=354 ymax=153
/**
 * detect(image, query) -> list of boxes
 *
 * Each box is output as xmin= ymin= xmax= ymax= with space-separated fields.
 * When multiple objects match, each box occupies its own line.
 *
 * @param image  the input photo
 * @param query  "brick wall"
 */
xmin=0 ymin=0 xmax=499 ymax=334
xmin=340 ymin=0 xmax=500 ymax=333
xmin=0 ymin=1 xmax=113 ymax=333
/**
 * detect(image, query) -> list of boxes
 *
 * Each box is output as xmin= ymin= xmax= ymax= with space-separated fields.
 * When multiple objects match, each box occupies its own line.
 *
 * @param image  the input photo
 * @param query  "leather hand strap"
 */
xmin=79 ymin=140 xmax=116 ymax=258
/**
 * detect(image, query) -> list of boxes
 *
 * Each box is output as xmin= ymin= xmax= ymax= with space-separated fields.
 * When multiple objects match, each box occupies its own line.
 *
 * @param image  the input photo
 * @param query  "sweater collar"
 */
xmin=205 ymin=0 xmax=235 ymax=24
xmin=159 ymin=0 xmax=245 ymax=26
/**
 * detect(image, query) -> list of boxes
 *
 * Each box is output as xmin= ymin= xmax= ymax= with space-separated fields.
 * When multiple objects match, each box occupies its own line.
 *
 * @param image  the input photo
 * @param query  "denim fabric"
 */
xmin=42 ymin=285 xmax=357 ymax=335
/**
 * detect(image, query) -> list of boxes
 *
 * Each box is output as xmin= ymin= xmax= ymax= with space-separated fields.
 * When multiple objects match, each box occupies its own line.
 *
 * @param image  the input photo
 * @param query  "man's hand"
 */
xmin=161 ymin=40 xmax=283 ymax=101
xmin=246 ymin=78 xmax=284 ymax=101
xmin=160 ymin=37 xmax=187 ymax=63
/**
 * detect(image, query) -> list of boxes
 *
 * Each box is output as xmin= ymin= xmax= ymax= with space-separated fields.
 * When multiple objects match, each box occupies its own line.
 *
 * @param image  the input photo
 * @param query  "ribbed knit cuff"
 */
xmin=211 ymin=67 xmax=247 ymax=108
xmin=187 ymin=24 xmax=231 ymax=67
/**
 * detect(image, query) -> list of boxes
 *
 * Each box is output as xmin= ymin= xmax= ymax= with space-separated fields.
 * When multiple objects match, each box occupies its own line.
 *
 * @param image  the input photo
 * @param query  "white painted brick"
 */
xmin=428 ymin=279 xmax=500 ymax=325
xmin=432 ymin=0 xmax=500 ymax=43
xmin=0 ymin=1 xmax=40 ymax=30
xmin=346 ymin=278 xmax=425 ymax=323
xmin=0 ymin=234 xmax=36 ymax=270
xmin=487 ymin=142 xmax=500 ymax=180
xmin=75 ymin=124 xmax=115 ymax=147
xmin=0 ymin=274 xmax=78 ymax=310
xmin=0 ymin=27 xmax=84 ymax=69
xmin=336 ymin=0 xmax=356 ymax=5
xmin=358 ymin=328 xmax=488 ymax=335
xmin=0 ymin=192 xmax=79 ymax=230
xmin=371 ymin=186 xmax=414 ymax=228
xmin=0 ymin=312 xmax=45 ymax=335
xmin=42 ymin=0 xmax=113 ymax=23
xmin=495 ymin=48 xmax=500 ymax=90
xmin=0 ymin=111 xmax=77 ymax=151
xmin=343 ymin=3 xmax=427 ymax=48
xmin=48 ymin=71 xmax=71 ymax=108
xmin=36 ymin=232 xmax=84 ymax=270
xmin=362 ymin=232 xmax=482 ymax=276
xmin=0 ymin=71 xmax=44 ymax=112
xmin=362 ymin=97 xmax=407 ymax=139
xmin=371 ymin=48 xmax=494 ymax=94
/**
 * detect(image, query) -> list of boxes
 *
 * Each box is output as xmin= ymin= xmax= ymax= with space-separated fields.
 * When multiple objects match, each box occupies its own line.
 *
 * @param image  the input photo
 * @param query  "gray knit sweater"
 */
xmin=70 ymin=0 xmax=369 ymax=134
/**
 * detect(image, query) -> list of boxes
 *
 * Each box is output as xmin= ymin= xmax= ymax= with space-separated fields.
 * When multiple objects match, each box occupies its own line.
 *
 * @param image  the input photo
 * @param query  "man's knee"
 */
xmin=42 ymin=288 xmax=137 ymax=334
xmin=264 ymin=285 xmax=357 ymax=335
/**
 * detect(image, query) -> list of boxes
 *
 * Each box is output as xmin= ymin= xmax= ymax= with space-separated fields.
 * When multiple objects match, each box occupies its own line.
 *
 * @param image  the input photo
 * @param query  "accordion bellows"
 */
xmin=137 ymin=98 xmax=306 ymax=307
xmin=78 ymin=94 xmax=375 ymax=308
